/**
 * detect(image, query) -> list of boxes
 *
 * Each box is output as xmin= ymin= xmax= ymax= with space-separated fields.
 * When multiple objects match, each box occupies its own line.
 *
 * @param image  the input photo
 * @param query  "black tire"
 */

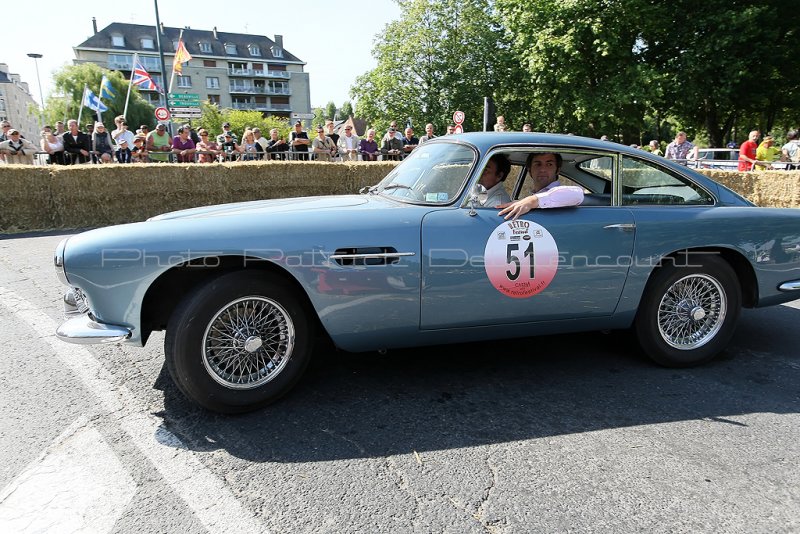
xmin=165 ymin=271 xmax=314 ymax=413
xmin=634 ymin=254 xmax=741 ymax=367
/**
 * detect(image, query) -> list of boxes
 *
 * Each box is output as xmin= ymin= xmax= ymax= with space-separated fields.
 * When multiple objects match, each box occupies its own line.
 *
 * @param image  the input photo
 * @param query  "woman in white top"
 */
xmin=41 ymin=125 xmax=66 ymax=165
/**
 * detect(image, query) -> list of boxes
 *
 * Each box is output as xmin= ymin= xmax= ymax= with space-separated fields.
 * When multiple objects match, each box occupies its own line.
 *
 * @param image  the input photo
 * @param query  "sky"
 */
xmin=4 ymin=0 xmax=402 ymax=109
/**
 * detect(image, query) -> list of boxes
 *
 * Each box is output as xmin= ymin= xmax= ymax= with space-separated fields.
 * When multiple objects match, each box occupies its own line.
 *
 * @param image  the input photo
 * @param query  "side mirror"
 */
xmin=469 ymin=184 xmax=488 ymax=216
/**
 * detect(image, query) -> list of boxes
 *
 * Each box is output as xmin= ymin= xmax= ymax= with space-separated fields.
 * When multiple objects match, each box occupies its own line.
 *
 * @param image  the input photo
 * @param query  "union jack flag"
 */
xmin=131 ymin=59 xmax=160 ymax=92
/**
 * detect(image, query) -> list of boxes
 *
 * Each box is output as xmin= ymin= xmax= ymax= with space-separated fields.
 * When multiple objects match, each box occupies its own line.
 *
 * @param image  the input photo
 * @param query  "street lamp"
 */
xmin=27 ymin=53 xmax=45 ymax=129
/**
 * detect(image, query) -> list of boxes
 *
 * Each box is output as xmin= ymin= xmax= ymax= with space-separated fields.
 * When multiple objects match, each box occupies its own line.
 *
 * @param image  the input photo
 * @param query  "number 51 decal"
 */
xmin=484 ymin=221 xmax=559 ymax=298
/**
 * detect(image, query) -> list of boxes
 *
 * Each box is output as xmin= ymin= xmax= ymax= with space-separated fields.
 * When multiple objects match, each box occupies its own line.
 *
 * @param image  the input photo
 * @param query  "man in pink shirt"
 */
xmin=498 ymin=153 xmax=584 ymax=220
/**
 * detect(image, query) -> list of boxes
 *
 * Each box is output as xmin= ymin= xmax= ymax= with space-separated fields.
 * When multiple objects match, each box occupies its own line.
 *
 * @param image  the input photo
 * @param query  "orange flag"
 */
xmin=173 ymin=40 xmax=193 ymax=73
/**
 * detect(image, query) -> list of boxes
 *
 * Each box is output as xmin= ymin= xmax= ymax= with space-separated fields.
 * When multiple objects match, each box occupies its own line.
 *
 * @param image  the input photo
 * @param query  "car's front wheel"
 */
xmin=165 ymin=271 xmax=314 ymax=413
xmin=635 ymin=254 xmax=741 ymax=367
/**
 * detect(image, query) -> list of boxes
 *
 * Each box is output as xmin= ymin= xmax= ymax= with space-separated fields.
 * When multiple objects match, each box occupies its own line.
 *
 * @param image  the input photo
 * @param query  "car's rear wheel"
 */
xmin=635 ymin=254 xmax=741 ymax=367
xmin=165 ymin=271 xmax=314 ymax=413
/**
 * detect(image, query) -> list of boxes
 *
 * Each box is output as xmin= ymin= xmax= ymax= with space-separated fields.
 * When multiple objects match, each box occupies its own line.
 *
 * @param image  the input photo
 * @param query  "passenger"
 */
xmin=479 ymin=154 xmax=512 ymax=207
xmin=497 ymin=153 xmax=584 ymax=220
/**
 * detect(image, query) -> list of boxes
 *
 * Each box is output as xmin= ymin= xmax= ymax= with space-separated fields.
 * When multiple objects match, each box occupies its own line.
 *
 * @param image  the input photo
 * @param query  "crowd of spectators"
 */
xmin=2 ymin=115 xmax=798 ymax=169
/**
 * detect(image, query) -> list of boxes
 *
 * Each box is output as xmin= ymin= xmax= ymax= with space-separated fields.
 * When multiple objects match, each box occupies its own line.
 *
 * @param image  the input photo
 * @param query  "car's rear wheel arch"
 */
xmin=140 ymin=256 xmax=322 ymax=344
xmin=647 ymin=247 xmax=757 ymax=308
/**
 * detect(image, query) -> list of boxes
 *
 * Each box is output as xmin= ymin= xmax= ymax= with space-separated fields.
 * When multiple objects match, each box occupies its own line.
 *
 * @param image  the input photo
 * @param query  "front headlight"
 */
xmin=54 ymin=238 xmax=69 ymax=285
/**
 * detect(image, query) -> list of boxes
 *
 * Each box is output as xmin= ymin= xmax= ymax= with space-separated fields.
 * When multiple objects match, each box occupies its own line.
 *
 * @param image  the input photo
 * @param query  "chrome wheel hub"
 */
xmin=202 ymin=296 xmax=295 ymax=389
xmin=657 ymin=274 xmax=727 ymax=350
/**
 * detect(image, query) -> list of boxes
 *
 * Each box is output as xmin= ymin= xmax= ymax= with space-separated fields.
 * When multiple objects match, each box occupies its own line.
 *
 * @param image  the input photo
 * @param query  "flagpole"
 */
xmin=167 ymin=28 xmax=184 ymax=94
xmin=77 ymin=85 xmax=86 ymax=127
xmin=123 ymin=53 xmax=136 ymax=119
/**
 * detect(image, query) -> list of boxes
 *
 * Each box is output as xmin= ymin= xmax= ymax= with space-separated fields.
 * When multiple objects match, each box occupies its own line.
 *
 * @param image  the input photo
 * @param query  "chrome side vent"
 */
xmin=330 ymin=247 xmax=414 ymax=266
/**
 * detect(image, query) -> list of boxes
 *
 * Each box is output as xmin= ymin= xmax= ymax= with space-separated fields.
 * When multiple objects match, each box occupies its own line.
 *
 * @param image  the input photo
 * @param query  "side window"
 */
xmin=621 ymin=156 xmax=714 ymax=205
xmin=578 ymin=155 xmax=614 ymax=180
xmin=471 ymin=152 xmax=524 ymax=208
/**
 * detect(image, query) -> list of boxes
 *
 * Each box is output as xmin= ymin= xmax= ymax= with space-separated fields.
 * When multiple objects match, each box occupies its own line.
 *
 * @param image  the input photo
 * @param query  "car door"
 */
xmin=419 ymin=197 xmax=636 ymax=330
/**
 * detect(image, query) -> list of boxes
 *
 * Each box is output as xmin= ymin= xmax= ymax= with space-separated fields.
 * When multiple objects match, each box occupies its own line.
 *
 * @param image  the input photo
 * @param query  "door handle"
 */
xmin=603 ymin=223 xmax=636 ymax=231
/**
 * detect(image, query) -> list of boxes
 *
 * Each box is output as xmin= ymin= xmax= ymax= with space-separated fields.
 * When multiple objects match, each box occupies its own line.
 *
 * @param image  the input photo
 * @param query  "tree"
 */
xmin=351 ymin=0 xmax=518 ymax=133
xmin=639 ymin=1 xmax=800 ymax=146
xmin=340 ymin=101 xmax=354 ymax=119
xmin=193 ymin=103 xmax=291 ymax=139
xmin=496 ymin=0 xmax=657 ymax=141
xmin=324 ymin=101 xmax=338 ymax=121
xmin=47 ymin=63 xmax=155 ymax=130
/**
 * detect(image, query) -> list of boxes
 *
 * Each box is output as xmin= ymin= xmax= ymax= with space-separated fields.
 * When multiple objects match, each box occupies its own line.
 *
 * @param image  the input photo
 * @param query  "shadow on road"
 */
xmin=154 ymin=303 xmax=800 ymax=462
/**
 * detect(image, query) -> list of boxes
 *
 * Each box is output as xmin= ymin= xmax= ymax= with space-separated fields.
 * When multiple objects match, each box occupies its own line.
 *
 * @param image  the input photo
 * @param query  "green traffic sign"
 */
xmin=168 ymin=92 xmax=200 ymax=101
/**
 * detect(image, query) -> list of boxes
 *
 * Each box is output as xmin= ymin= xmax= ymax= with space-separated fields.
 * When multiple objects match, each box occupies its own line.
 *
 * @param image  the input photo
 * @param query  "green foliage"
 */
xmin=355 ymin=0 xmax=800 ymax=147
xmin=324 ymin=101 xmax=338 ymax=121
xmin=351 ymin=0 xmax=514 ymax=133
xmin=193 ymin=103 xmax=291 ymax=139
xmin=340 ymin=101 xmax=354 ymax=119
xmin=47 ymin=63 xmax=155 ymax=130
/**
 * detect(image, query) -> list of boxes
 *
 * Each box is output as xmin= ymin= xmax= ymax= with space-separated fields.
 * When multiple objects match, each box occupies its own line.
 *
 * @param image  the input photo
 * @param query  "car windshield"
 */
xmin=373 ymin=142 xmax=476 ymax=204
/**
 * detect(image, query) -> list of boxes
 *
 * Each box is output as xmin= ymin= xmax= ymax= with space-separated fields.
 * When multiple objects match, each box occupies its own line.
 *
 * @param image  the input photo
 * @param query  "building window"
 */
xmin=199 ymin=42 xmax=212 ymax=53
xmin=225 ymin=43 xmax=237 ymax=55
xmin=140 ymin=38 xmax=155 ymax=49
xmin=203 ymin=60 xmax=216 ymax=68
xmin=172 ymin=40 xmax=179 ymax=51
xmin=152 ymin=75 xmax=164 ymax=88
xmin=248 ymin=45 xmax=261 ymax=56
xmin=271 ymin=46 xmax=283 ymax=58
xmin=269 ymin=81 xmax=289 ymax=94
xmin=177 ymin=75 xmax=192 ymax=88
xmin=206 ymin=77 xmax=220 ymax=89
xmin=141 ymin=56 xmax=161 ymax=71
xmin=208 ymin=94 xmax=220 ymax=105
xmin=111 ymin=34 xmax=125 ymax=47
xmin=108 ymin=54 xmax=133 ymax=69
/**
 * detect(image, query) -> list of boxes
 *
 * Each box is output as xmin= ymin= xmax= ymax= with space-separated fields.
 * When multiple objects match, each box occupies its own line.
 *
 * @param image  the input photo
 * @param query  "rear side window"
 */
xmin=621 ymin=156 xmax=714 ymax=206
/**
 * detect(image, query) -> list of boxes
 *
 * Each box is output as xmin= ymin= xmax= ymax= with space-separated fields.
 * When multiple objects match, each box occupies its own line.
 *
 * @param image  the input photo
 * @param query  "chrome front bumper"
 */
xmin=56 ymin=314 xmax=132 ymax=344
xmin=56 ymin=288 xmax=131 ymax=344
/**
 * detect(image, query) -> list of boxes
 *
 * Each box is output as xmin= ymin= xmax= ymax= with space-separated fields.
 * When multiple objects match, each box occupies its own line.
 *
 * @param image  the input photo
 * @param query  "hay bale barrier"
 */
xmin=0 ymin=162 xmax=796 ymax=233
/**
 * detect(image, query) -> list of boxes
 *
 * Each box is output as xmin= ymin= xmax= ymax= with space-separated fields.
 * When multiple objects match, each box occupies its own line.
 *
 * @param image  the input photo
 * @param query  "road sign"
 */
xmin=169 ymin=106 xmax=202 ymax=119
xmin=453 ymin=124 xmax=464 ymax=134
xmin=290 ymin=112 xmax=315 ymax=120
xmin=167 ymin=93 xmax=201 ymax=107
xmin=154 ymin=107 xmax=170 ymax=121
xmin=453 ymin=111 xmax=465 ymax=125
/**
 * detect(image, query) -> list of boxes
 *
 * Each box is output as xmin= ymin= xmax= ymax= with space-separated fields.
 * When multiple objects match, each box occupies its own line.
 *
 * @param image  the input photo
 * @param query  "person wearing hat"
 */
xmin=92 ymin=122 xmax=115 ymax=163
xmin=756 ymin=135 xmax=781 ymax=165
xmin=147 ymin=123 xmax=172 ymax=162
xmin=115 ymin=139 xmax=132 ymax=163
xmin=216 ymin=122 xmax=237 ymax=144
xmin=0 ymin=129 xmax=37 ymax=164
xmin=219 ymin=132 xmax=240 ymax=161
xmin=289 ymin=121 xmax=310 ymax=160
xmin=131 ymin=135 xmax=148 ymax=163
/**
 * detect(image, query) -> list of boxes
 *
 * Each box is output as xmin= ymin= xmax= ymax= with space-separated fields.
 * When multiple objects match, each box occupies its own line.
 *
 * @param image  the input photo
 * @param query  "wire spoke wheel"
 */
xmin=202 ymin=296 xmax=295 ymax=389
xmin=635 ymin=254 xmax=740 ymax=368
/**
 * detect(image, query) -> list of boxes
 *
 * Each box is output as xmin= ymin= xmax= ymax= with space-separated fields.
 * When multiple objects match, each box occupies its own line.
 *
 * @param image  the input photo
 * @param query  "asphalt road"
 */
xmin=0 ymin=232 xmax=798 ymax=533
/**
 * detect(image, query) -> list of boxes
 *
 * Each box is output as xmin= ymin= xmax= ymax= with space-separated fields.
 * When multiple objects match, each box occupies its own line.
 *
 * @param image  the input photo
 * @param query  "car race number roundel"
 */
xmin=484 ymin=220 xmax=559 ymax=298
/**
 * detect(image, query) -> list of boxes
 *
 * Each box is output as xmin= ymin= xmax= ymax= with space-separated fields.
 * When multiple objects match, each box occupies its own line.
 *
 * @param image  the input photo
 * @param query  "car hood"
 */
xmin=150 ymin=195 xmax=372 ymax=220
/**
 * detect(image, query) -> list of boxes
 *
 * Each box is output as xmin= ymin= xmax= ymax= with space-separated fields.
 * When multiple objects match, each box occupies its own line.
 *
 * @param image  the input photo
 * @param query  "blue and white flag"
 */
xmin=99 ymin=75 xmax=117 ymax=99
xmin=82 ymin=87 xmax=108 ymax=113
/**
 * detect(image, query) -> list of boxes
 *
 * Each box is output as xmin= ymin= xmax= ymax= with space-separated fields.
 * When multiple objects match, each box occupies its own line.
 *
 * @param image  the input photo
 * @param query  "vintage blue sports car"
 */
xmin=55 ymin=133 xmax=800 ymax=413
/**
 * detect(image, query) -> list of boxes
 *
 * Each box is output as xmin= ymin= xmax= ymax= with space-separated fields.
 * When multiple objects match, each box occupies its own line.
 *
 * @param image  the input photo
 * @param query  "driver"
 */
xmin=498 ymin=152 xmax=584 ymax=220
xmin=479 ymin=154 xmax=512 ymax=207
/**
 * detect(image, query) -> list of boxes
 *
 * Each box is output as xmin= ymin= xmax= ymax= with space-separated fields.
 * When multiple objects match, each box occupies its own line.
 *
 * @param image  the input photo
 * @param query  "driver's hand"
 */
xmin=497 ymin=195 xmax=540 ymax=220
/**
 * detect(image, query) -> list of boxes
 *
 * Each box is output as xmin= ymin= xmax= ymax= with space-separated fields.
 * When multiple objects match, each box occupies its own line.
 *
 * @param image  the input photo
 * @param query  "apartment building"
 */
xmin=73 ymin=21 xmax=311 ymax=118
xmin=0 ymin=64 xmax=40 ymax=138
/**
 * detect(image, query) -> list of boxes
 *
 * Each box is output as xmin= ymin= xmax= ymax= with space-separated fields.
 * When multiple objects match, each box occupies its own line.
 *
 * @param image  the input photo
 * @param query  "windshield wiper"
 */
xmin=380 ymin=184 xmax=413 ymax=192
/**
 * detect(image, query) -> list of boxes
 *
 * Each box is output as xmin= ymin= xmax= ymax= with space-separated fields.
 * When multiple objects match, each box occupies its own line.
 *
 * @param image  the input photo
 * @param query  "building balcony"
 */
xmin=108 ymin=60 xmax=133 ymax=70
xmin=227 ymin=68 xmax=291 ymax=79
xmin=228 ymin=85 xmax=292 ymax=96
xmin=231 ymin=102 xmax=292 ymax=112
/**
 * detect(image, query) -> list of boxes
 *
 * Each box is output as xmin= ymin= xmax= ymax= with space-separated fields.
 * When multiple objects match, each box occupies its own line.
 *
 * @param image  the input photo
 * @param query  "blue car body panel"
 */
xmin=57 ymin=133 xmax=800 ymax=353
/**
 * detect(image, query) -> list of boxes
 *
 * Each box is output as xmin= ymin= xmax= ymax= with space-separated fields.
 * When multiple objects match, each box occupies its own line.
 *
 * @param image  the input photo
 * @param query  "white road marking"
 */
xmin=0 ymin=417 xmax=136 ymax=533
xmin=0 ymin=288 xmax=267 ymax=534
